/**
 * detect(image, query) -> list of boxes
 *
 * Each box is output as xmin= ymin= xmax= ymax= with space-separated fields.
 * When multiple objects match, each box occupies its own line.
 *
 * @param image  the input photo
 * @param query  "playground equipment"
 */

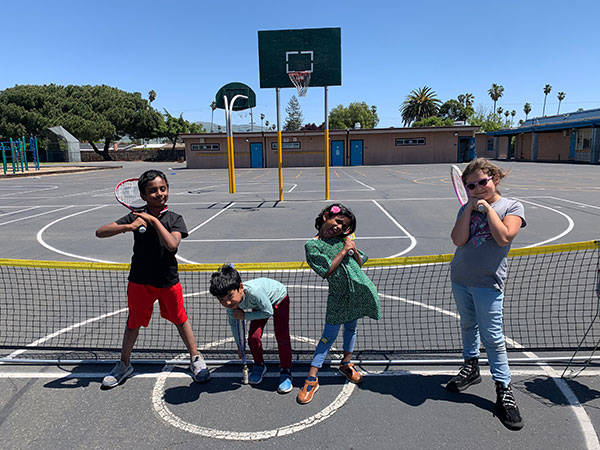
xmin=1 ymin=137 xmax=40 ymax=175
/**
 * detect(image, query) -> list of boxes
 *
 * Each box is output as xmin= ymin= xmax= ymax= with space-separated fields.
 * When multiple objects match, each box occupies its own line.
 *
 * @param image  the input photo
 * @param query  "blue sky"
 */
xmin=2 ymin=0 xmax=599 ymax=129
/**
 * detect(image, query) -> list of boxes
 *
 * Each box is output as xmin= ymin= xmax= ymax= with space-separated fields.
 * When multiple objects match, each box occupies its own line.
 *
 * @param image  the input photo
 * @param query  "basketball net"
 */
xmin=288 ymin=71 xmax=311 ymax=97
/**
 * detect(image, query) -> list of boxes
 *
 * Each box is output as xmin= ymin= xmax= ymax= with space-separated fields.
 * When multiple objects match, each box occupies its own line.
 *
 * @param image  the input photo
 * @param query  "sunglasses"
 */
xmin=465 ymin=176 xmax=493 ymax=190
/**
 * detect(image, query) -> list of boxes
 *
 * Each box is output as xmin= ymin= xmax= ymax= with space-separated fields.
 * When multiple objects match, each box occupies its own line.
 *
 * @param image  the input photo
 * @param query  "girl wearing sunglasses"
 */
xmin=447 ymin=158 xmax=526 ymax=431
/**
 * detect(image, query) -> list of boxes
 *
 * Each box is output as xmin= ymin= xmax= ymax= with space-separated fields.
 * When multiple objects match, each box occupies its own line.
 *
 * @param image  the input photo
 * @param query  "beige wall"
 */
xmin=537 ymin=131 xmax=571 ymax=161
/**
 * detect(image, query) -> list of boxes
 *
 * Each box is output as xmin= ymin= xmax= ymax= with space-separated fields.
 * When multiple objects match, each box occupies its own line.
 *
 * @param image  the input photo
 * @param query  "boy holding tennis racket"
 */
xmin=96 ymin=169 xmax=210 ymax=388
xmin=447 ymin=158 xmax=525 ymax=430
xmin=209 ymin=264 xmax=293 ymax=394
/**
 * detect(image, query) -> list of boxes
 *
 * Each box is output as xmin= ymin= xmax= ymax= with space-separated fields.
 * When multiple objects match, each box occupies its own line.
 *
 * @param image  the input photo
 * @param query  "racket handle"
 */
xmin=242 ymin=365 xmax=249 ymax=384
xmin=138 ymin=225 xmax=147 ymax=233
xmin=477 ymin=204 xmax=485 ymax=213
xmin=348 ymin=249 xmax=355 ymax=256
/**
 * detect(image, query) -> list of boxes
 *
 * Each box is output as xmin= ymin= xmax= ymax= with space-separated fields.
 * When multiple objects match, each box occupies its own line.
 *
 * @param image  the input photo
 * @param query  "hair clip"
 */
xmin=330 ymin=205 xmax=341 ymax=214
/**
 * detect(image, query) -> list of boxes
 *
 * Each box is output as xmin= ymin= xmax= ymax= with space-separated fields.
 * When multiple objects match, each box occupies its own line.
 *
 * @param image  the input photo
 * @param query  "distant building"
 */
xmin=484 ymin=108 xmax=600 ymax=164
xmin=180 ymin=126 xmax=480 ymax=169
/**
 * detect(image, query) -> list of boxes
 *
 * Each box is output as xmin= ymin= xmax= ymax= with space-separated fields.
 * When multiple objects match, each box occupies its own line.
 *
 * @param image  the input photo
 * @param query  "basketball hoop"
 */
xmin=288 ymin=71 xmax=311 ymax=97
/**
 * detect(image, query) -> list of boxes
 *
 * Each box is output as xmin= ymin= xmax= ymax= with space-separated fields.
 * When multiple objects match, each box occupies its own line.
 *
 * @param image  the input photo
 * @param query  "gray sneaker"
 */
xmin=102 ymin=361 xmax=133 ymax=388
xmin=190 ymin=354 xmax=210 ymax=383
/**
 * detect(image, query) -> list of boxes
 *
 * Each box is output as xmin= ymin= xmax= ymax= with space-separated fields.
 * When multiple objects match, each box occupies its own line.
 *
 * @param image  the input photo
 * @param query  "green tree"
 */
xmin=557 ymin=91 xmax=566 ymax=114
xmin=412 ymin=116 xmax=454 ymax=127
xmin=283 ymin=95 xmax=303 ymax=131
xmin=329 ymin=101 xmax=379 ymax=130
xmin=523 ymin=102 xmax=532 ymax=120
xmin=439 ymin=99 xmax=474 ymax=122
xmin=400 ymin=86 xmax=441 ymax=126
xmin=487 ymin=84 xmax=504 ymax=118
xmin=542 ymin=84 xmax=552 ymax=116
xmin=510 ymin=110 xmax=516 ymax=126
xmin=162 ymin=110 xmax=205 ymax=151
xmin=469 ymin=106 xmax=503 ymax=132
xmin=0 ymin=84 xmax=165 ymax=160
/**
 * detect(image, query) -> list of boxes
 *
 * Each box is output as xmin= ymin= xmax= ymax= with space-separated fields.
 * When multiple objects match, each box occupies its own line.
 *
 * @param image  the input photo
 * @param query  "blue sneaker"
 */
xmin=249 ymin=364 xmax=267 ymax=384
xmin=277 ymin=369 xmax=293 ymax=394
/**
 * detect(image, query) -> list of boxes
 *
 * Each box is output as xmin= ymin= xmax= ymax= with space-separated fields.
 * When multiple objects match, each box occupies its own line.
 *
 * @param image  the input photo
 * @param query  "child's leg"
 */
xmin=248 ymin=318 xmax=269 ymax=365
xmin=175 ymin=319 xmax=199 ymax=360
xmin=120 ymin=325 xmax=140 ymax=365
xmin=308 ymin=322 xmax=342 ymax=378
xmin=472 ymin=287 xmax=511 ymax=387
xmin=273 ymin=295 xmax=292 ymax=370
xmin=451 ymin=282 xmax=481 ymax=359
xmin=340 ymin=319 xmax=358 ymax=363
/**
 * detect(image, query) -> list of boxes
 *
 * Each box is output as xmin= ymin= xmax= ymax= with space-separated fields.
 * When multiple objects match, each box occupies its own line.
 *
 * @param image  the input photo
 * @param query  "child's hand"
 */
xmin=343 ymin=237 xmax=357 ymax=255
xmin=233 ymin=309 xmax=245 ymax=320
xmin=134 ymin=211 xmax=156 ymax=229
xmin=131 ymin=215 xmax=147 ymax=231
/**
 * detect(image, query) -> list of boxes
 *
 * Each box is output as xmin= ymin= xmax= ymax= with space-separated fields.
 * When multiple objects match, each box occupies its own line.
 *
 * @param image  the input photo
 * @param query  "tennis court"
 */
xmin=1 ymin=161 xmax=600 ymax=449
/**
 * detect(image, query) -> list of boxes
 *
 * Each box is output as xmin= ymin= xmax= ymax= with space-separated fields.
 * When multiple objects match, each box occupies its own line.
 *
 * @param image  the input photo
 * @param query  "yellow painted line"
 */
xmin=295 ymin=170 xmax=302 ymax=179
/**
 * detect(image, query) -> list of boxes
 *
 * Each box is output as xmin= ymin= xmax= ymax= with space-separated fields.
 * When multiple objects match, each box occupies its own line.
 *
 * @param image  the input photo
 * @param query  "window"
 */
xmin=575 ymin=128 xmax=592 ymax=150
xmin=395 ymin=137 xmax=425 ymax=146
xmin=271 ymin=142 xmax=301 ymax=150
xmin=191 ymin=143 xmax=220 ymax=151
xmin=487 ymin=138 xmax=494 ymax=151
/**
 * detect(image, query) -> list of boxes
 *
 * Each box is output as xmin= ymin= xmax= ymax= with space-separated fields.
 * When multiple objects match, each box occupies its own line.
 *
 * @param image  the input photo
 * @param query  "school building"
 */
xmin=483 ymin=108 xmax=600 ymax=164
xmin=181 ymin=126 xmax=480 ymax=169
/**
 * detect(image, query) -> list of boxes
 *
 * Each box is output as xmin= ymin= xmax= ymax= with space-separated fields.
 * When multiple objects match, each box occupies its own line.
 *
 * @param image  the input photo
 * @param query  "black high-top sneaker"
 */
xmin=495 ymin=382 xmax=524 ymax=430
xmin=445 ymin=357 xmax=482 ymax=392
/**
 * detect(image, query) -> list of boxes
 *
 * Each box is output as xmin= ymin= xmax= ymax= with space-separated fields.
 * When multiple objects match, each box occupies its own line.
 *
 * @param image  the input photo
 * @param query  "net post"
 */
xmin=276 ymin=88 xmax=283 ymax=201
xmin=324 ymin=86 xmax=330 ymax=200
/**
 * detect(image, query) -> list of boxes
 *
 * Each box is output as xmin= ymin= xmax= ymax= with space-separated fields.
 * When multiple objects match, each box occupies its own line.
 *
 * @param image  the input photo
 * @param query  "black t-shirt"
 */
xmin=115 ymin=210 xmax=188 ymax=287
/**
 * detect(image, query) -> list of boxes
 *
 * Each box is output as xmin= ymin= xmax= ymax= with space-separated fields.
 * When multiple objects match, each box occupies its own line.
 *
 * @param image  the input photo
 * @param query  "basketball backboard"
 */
xmin=258 ymin=27 xmax=341 ymax=89
xmin=215 ymin=82 xmax=256 ymax=110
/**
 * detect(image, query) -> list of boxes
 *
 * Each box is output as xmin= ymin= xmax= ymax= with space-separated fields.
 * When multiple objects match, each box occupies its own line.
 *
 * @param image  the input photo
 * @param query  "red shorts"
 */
xmin=127 ymin=281 xmax=188 ymax=329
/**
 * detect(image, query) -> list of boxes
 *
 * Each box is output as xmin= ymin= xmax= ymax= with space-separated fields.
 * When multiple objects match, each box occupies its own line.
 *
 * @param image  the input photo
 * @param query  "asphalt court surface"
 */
xmin=1 ymin=161 xmax=600 ymax=449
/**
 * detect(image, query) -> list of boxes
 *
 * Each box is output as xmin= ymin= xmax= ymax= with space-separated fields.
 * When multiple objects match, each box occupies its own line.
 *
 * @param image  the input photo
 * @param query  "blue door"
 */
xmin=350 ymin=140 xmax=363 ymax=166
xmin=250 ymin=143 xmax=263 ymax=168
xmin=331 ymin=140 xmax=344 ymax=166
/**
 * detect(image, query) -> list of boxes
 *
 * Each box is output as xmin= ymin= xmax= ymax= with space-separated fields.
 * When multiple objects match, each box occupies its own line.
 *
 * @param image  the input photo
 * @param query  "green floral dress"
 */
xmin=305 ymin=237 xmax=380 ymax=325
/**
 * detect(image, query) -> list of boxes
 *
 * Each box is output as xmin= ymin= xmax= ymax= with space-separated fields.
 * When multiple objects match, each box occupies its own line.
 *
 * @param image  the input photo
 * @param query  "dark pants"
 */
xmin=248 ymin=295 xmax=292 ymax=369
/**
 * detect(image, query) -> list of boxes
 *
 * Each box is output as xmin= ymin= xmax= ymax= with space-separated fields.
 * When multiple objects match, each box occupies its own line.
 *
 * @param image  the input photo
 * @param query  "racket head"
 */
xmin=450 ymin=165 xmax=469 ymax=206
xmin=115 ymin=178 xmax=145 ymax=212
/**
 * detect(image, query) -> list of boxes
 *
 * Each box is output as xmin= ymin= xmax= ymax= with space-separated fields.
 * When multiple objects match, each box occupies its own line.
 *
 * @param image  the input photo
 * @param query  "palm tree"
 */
xmin=399 ymin=86 xmax=441 ymax=126
xmin=497 ymin=107 xmax=503 ymax=116
xmin=148 ymin=90 xmax=156 ymax=105
xmin=210 ymin=101 xmax=217 ymax=132
xmin=523 ymin=102 xmax=532 ymax=120
xmin=557 ymin=92 xmax=566 ymax=114
xmin=488 ymin=84 xmax=504 ymax=117
xmin=464 ymin=93 xmax=475 ymax=107
xmin=542 ymin=84 xmax=552 ymax=116
xmin=260 ymin=113 xmax=265 ymax=130
xmin=504 ymin=110 xmax=510 ymax=125
xmin=510 ymin=110 xmax=516 ymax=126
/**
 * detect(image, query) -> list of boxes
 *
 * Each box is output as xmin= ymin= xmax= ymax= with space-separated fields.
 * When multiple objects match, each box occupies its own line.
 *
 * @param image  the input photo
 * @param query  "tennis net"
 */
xmin=1 ymin=240 xmax=598 ymax=362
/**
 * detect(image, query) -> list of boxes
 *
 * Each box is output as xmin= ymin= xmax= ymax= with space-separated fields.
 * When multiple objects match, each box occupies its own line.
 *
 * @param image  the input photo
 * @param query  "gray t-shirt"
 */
xmin=450 ymin=197 xmax=526 ymax=291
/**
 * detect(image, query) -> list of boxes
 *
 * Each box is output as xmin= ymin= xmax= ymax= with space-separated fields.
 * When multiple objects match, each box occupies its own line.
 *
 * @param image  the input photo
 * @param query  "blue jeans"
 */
xmin=311 ymin=320 xmax=358 ymax=369
xmin=451 ymin=282 xmax=511 ymax=386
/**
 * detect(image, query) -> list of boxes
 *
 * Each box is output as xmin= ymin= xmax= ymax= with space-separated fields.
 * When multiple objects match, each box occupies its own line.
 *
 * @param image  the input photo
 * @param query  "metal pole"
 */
xmin=276 ymin=88 xmax=283 ymax=201
xmin=224 ymin=96 xmax=233 ymax=193
xmin=324 ymin=86 xmax=330 ymax=200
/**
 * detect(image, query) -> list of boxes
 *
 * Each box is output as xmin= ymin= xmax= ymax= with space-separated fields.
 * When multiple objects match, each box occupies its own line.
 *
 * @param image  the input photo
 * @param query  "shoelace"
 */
xmin=498 ymin=387 xmax=517 ymax=409
xmin=457 ymin=363 xmax=476 ymax=378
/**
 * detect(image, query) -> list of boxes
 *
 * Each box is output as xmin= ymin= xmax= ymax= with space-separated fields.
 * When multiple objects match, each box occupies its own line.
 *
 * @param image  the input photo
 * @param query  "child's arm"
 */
xmin=134 ymin=212 xmax=181 ymax=252
xmin=450 ymin=200 xmax=475 ymax=247
xmin=95 ymin=220 xmax=144 ymax=238
xmin=483 ymin=206 xmax=523 ymax=246
xmin=322 ymin=238 xmax=356 ymax=277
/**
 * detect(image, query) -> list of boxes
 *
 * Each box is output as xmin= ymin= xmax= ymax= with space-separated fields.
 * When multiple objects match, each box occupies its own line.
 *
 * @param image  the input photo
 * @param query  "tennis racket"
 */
xmin=114 ymin=178 xmax=147 ymax=233
xmin=450 ymin=165 xmax=484 ymax=212
xmin=346 ymin=232 xmax=356 ymax=256
xmin=236 ymin=318 xmax=249 ymax=384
